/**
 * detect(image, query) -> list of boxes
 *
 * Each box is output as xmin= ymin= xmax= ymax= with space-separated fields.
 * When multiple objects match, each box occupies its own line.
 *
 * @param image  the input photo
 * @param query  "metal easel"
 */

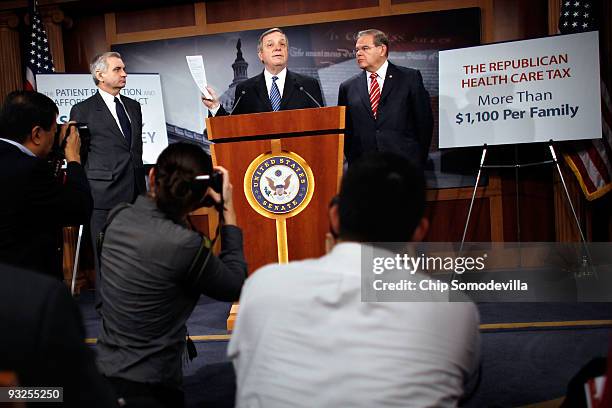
xmin=459 ymin=141 xmax=593 ymax=274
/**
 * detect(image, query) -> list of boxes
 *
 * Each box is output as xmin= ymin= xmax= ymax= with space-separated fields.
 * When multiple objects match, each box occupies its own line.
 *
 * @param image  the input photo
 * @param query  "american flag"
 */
xmin=24 ymin=0 xmax=55 ymax=91
xmin=559 ymin=0 xmax=612 ymax=200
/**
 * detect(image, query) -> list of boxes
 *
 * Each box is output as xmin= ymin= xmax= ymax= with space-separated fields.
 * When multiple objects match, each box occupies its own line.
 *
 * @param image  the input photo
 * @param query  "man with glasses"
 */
xmin=0 ymin=91 xmax=92 ymax=279
xmin=202 ymin=27 xmax=324 ymax=115
xmin=338 ymin=29 xmax=433 ymax=168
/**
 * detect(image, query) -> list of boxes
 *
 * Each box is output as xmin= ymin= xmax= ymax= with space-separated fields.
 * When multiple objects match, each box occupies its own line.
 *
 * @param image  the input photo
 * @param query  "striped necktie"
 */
xmin=369 ymin=72 xmax=380 ymax=119
xmin=270 ymin=76 xmax=281 ymax=111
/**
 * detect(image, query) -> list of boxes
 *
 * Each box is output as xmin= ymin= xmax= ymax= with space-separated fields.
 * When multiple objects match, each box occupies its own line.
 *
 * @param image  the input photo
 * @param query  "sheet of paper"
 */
xmin=186 ymin=55 xmax=212 ymax=99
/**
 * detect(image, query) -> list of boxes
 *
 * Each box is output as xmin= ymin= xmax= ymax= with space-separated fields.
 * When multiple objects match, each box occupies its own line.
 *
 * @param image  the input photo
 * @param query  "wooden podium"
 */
xmin=206 ymin=106 xmax=345 ymax=330
xmin=206 ymin=106 xmax=345 ymax=329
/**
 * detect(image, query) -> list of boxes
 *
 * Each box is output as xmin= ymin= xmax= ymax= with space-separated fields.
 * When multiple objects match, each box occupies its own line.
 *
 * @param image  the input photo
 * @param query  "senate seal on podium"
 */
xmin=244 ymin=151 xmax=315 ymax=219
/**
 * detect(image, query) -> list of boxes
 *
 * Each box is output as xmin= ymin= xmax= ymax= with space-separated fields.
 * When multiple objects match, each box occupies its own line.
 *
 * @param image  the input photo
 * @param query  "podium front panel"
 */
xmin=211 ymin=133 xmax=343 ymax=273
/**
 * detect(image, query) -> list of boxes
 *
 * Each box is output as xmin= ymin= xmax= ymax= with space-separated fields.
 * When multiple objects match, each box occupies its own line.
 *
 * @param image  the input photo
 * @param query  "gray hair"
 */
xmin=357 ymin=29 xmax=389 ymax=56
xmin=257 ymin=28 xmax=288 ymax=53
xmin=90 ymin=51 xmax=122 ymax=85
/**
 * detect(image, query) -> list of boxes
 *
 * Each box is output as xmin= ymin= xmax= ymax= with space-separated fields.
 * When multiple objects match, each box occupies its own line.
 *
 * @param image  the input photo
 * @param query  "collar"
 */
xmin=0 ymin=138 xmax=36 ymax=157
xmin=264 ymin=67 xmax=287 ymax=83
xmin=134 ymin=195 xmax=190 ymax=226
xmin=367 ymin=59 xmax=389 ymax=80
xmin=326 ymin=241 xmax=414 ymax=276
xmin=98 ymin=87 xmax=123 ymax=105
xmin=134 ymin=195 xmax=163 ymax=216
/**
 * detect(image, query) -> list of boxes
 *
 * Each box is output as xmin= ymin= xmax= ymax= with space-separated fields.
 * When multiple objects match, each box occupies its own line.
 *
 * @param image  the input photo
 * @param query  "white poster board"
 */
xmin=438 ymin=32 xmax=602 ymax=148
xmin=36 ymin=73 xmax=169 ymax=164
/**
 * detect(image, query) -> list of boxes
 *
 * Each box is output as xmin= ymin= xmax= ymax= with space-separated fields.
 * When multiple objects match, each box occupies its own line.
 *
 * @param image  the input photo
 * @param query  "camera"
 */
xmin=194 ymin=171 xmax=223 ymax=208
xmin=51 ymin=122 xmax=91 ymax=164
xmin=195 ymin=171 xmax=223 ymax=193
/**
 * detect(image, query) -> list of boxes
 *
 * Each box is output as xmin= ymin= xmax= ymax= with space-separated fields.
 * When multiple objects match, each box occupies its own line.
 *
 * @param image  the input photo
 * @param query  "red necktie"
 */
xmin=369 ymin=72 xmax=380 ymax=119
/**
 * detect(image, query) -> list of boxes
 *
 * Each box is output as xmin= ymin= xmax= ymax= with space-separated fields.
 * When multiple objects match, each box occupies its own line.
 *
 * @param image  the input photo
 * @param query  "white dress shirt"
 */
xmin=0 ymin=138 xmax=35 ymax=157
xmin=208 ymin=67 xmax=288 ymax=116
xmin=98 ymin=88 xmax=131 ymax=136
xmin=229 ymin=242 xmax=481 ymax=408
xmin=264 ymin=67 xmax=287 ymax=99
xmin=366 ymin=59 xmax=389 ymax=93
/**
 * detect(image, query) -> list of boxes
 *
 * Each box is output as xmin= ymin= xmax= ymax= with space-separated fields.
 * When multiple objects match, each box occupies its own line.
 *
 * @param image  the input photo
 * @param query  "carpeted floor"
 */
xmin=78 ymin=292 xmax=611 ymax=407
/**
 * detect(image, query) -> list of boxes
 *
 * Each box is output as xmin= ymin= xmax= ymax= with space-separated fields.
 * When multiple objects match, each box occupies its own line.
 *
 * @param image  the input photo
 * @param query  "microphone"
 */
xmin=229 ymin=90 xmax=246 ymax=115
xmin=294 ymin=81 xmax=322 ymax=108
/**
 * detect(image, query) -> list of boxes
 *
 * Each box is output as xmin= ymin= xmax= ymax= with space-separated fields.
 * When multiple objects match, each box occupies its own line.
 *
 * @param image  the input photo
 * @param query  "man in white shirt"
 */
xmin=70 ymin=52 xmax=145 ymax=304
xmin=202 ymin=28 xmax=324 ymax=115
xmin=228 ymin=152 xmax=480 ymax=408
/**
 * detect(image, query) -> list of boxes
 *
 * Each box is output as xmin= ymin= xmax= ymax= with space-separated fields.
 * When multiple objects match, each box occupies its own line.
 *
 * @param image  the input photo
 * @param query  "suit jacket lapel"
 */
xmin=94 ymin=92 xmax=129 ymax=148
xmin=280 ymin=70 xmax=295 ymax=110
xmin=254 ymin=73 xmax=273 ymax=111
xmin=379 ymin=62 xmax=396 ymax=106
xmin=358 ymin=71 xmax=375 ymax=121
xmin=377 ymin=62 xmax=397 ymax=126
xmin=123 ymin=99 xmax=138 ymax=150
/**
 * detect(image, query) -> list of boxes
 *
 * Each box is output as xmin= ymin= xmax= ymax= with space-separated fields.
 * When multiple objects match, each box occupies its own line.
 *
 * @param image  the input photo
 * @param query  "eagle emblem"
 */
xmin=244 ymin=152 xmax=314 ymax=218
xmin=266 ymin=174 xmax=292 ymax=196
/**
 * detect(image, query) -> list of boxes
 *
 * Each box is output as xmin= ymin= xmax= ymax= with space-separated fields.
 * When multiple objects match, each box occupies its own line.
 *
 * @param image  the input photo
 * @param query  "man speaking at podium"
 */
xmin=202 ymin=28 xmax=324 ymax=115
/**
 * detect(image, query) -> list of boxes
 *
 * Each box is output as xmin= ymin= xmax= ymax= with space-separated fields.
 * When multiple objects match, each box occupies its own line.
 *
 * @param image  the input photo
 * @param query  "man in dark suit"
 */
xmin=202 ymin=28 xmax=324 ymax=115
xmin=0 ymin=263 xmax=117 ymax=407
xmin=0 ymin=91 xmax=92 ymax=279
xmin=338 ymin=29 xmax=434 ymax=168
xmin=70 ymin=52 xmax=146 ymax=299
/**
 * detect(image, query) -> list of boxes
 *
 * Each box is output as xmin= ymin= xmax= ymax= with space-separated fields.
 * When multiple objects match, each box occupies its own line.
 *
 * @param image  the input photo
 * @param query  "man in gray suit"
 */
xmin=70 ymin=52 xmax=145 ymax=303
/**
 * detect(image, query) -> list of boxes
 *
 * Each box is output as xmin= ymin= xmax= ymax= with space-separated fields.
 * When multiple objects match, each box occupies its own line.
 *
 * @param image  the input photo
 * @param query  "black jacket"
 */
xmin=0 ymin=141 xmax=92 ymax=279
xmin=218 ymin=70 xmax=324 ymax=115
xmin=338 ymin=62 xmax=434 ymax=168
xmin=0 ymin=263 xmax=117 ymax=407
xmin=70 ymin=92 xmax=146 ymax=210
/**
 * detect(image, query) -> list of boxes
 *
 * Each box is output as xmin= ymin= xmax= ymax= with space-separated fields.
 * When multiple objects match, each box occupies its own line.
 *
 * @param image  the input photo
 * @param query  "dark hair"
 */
xmin=357 ymin=29 xmax=389 ymax=57
xmin=0 ymin=91 xmax=58 ymax=143
xmin=338 ymin=152 xmax=425 ymax=242
xmin=154 ymin=142 xmax=213 ymax=222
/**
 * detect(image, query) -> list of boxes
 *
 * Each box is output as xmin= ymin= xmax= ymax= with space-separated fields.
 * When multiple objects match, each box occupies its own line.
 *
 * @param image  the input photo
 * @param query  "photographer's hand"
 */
xmin=62 ymin=122 xmax=82 ymax=164
xmin=205 ymin=166 xmax=236 ymax=225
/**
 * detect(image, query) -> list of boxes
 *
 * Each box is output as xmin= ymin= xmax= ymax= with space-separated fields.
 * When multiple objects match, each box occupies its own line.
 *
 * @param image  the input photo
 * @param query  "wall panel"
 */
xmin=205 ymin=0 xmax=378 ymax=24
xmin=63 ymin=13 xmax=107 ymax=73
xmin=424 ymin=199 xmax=491 ymax=241
xmin=115 ymin=3 xmax=196 ymax=33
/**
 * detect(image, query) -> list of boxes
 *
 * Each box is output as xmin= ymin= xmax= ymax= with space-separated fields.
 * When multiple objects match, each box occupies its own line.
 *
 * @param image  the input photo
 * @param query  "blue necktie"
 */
xmin=114 ymin=97 xmax=132 ymax=147
xmin=270 ymin=76 xmax=281 ymax=111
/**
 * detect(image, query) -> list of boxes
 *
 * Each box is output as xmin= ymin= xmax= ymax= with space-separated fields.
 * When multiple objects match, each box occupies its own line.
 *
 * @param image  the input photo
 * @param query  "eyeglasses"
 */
xmin=354 ymin=44 xmax=380 ymax=53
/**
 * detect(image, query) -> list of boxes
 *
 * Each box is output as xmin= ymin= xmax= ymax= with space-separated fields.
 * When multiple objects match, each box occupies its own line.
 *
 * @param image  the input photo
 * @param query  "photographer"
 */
xmin=0 ymin=91 xmax=93 ymax=279
xmin=96 ymin=142 xmax=247 ymax=408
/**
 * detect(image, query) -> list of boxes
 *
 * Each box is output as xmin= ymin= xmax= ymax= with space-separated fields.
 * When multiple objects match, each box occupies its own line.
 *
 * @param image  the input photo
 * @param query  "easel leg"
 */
xmin=461 ymin=146 xmax=487 ymax=251
xmin=548 ymin=143 xmax=594 ymax=277
xmin=70 ymin=225 xmax=84 ymax=296
xmin=548 ymin=143 xmax=588 ymax=244
xmin=514 ymin=145 xmax=521 ymax=242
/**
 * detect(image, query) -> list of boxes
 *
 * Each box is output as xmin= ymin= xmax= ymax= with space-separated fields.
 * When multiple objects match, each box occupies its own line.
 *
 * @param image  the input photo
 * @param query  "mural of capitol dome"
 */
xmin=219 ymin=38 xmax=249 ymax=111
